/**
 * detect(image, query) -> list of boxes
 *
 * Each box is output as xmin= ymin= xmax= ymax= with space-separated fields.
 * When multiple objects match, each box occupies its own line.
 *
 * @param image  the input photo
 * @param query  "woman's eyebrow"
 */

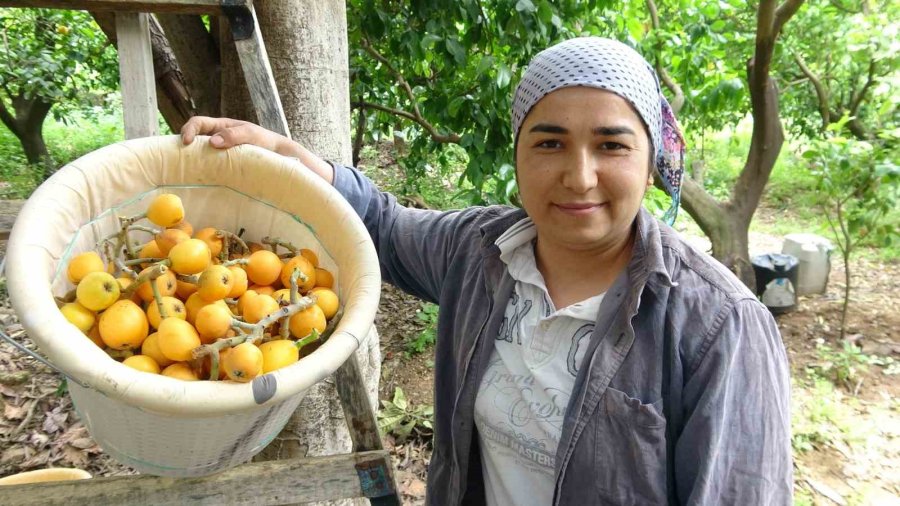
xmin=528 ymin=123 xmax=568 ymax=134
xmin=592 ymin=126 xmax=636 ymax=136
xmin=527 ymin=123 xmax=636 ymax=136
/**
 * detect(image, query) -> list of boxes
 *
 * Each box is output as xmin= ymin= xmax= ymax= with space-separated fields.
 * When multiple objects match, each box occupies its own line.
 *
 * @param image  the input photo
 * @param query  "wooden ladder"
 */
xmin=0 ymin=1 xmax=400 ymax=504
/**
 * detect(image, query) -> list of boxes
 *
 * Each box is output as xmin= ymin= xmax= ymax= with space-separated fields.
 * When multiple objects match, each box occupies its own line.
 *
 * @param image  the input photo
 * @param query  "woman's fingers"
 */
xmin=209 ymin=123 xmax=273 ymax=150
xmin=180 ymin=116 xmax=246 ymax=145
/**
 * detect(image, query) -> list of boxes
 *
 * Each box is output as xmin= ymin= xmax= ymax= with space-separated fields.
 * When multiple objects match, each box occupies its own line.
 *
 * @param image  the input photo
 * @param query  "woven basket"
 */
xmin=4 ymin=136 xmax=381 ymax=477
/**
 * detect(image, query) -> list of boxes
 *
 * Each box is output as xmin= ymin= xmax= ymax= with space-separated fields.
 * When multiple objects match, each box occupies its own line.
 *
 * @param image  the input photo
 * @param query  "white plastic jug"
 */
xmin=782 ymin=233 xmax=833 ymax=296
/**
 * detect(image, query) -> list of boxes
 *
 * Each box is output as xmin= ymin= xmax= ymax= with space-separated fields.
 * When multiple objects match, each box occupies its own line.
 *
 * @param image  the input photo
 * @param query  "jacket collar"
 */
xmin=477 ymin=206 xmax=676 ymax=290
xmin=630 ymin=208 xmax=677 ymax=288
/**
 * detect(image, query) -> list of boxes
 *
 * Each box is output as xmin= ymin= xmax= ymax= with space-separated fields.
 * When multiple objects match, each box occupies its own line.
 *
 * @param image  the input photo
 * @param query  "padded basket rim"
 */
xmin=5 ymin=135 xmax=381 ymax=416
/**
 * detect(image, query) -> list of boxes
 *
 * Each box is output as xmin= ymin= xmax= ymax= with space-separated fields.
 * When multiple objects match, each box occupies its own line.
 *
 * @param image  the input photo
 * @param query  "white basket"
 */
xmin=4 ymin=136 xmax=381 ymax=477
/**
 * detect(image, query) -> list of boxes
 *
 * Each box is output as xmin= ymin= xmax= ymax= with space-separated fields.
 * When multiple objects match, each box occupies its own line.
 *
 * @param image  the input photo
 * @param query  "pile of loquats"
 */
xmin=58 ymin=193 xmax=341 ymax=383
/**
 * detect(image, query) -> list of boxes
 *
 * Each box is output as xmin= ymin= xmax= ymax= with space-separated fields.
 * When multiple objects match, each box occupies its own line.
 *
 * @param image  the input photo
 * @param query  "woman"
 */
xmin=182 ymin=37 xmax=792 ymax=505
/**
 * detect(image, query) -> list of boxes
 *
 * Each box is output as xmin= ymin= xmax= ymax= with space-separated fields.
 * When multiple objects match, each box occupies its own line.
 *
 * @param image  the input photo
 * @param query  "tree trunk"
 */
xmin=91 ymin=12 xmax=197 ymax=132
xmin=0 ymin=94 xmax=54 ymax=177
xmin=677 ymin=0 xmax=804 ymax=289
xmin=254 ymin=1 xmax=352 ymax=162
xmin=217 ymin=1 xmax=380 ymax=493
xmin=155 ymin=14 xmax=220 ymax=116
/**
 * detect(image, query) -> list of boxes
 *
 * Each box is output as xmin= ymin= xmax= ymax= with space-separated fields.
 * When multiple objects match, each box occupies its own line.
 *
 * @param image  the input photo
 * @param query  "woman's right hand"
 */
xmin=180 ymin=116 xmax=335 ymax=184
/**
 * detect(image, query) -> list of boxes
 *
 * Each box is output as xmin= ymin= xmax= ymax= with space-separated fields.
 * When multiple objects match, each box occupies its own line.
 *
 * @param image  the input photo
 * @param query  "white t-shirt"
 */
xmin=474 ymin=218 xmax=604 ymax=506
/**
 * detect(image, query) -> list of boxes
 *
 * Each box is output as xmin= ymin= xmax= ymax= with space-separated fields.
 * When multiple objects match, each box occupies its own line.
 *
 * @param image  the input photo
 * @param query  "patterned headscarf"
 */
xmin=512 ymin=37 xmax=685 ymax=224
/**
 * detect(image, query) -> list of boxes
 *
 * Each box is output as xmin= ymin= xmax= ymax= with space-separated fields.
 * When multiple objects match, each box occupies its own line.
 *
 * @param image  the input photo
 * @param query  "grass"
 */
xmin=405 ymin=302 xmax=438 ymax=357
xmin=0 ymin=105 xmax=126 ymax=200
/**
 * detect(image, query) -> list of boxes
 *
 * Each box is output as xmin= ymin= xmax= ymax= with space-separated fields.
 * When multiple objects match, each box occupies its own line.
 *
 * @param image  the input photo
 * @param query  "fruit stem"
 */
xmin=114 ymin=258 xmax=137 ymax=279
xmin=231 ymin=320 xmax=258 ymax=333
xmin=262 ymin=236 xmax=299 ymax=255
xmin=295 ymin=328 xmax=320 ymax=350
xmin=122 ymin=262 xmax=168 ymax=298
xmin=54 ymin=289 xmax=77 ymax=306
xmin=127 ymin=225 xmax=160 ymax=236
xmin=290 ymin=268 xmax=303 ymax=304
xmin=321 ymin=308 xmax=343 ymax=341
xmin=150 ymin=274 xmax=168 ymax=319
xmin=216 ymin=230 xmax=249 ymax=256
xmin=119 ymin=212 xmax=148 ymax=228
xmin=118 ymin=228 xmax=137 ymax=261
xmin=279 ymin=316 xmax=291 ymax=339
xmin=221 ymin=258 xmax=250 ymax=268
xmin=106 ymin=348 xmax=135 ymax=359
xmin=123 ymin=257 xmax=164 ymax=266
xmin=208 ymin=347 xmax=220 ymax=381
xmin=176 ymin=273 xmax=200 ymax=284
xmin=115 ymin=213 xmax=148 ymax=260
xmin=191 ymin=295 xmax=319 ymax=361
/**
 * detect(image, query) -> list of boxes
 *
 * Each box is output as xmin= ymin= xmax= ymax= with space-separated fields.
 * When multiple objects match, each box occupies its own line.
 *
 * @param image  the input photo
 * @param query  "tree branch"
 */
xmin=849 ymin=58 xmax=877 ymax=116
xmin=792 ymin=51 xmax=830 ymax=131
xmin=352 ymin=101 xmax=460 ymax=143
xmin=360 ymin=38 xmax=461 ymax=144
xmin=361 ymin=38 xmax=423 ymax=120
xmin=645 ymin=0 xmax=685 ymax=113
xmin=774 ymin=0 xmax=806 ymax=36
xmin=0 ymin=97 xmax=20 ymax=136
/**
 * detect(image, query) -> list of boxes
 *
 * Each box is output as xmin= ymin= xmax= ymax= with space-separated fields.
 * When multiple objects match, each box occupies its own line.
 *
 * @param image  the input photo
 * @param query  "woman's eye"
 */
xmin=536 ymin=139 xmax=562 ymax=149
xmin=600 ymin=141 xmax=627 ymax=150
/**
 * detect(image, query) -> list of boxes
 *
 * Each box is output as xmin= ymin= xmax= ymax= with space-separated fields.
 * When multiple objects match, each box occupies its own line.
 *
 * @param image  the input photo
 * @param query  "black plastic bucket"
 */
xmin=751 ymin=253 xmax=799 ymax=315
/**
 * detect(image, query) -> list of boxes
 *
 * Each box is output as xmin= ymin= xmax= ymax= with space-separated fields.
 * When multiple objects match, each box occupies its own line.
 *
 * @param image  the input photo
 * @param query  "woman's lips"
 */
xmin=554 ymin=202 xmax=606 ymax=216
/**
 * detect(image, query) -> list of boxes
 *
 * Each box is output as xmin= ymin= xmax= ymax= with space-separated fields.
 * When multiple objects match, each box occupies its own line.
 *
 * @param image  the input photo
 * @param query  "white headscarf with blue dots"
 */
xmin=512 ymin=37 xmax=685 ymax=223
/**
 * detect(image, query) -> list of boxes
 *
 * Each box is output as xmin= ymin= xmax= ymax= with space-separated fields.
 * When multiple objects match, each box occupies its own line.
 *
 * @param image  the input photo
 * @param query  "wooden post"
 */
xmin=334 ymin=355 xmax=384 ymax=453
xmin=223 ymin=3 xmax=291 ymax=138
xmin=0 ymin=0 xmax=240 ymax=14
xmin=116 ymin=12 xmax=159 ymax=139
xmin=335 ymin=355 xmax=401 ymax=506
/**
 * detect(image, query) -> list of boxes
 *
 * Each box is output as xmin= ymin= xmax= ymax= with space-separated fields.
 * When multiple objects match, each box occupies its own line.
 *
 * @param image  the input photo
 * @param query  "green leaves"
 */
xmin=347 ymin=0 xmax=612 ymax=202
xmin=804 ymin=121 xmax=899 ymax=254
xmin=377 ymin=387 xmax=434 ymax=442
xmin=515 ymin=0 xmax=537 ymax=14
xmin=0 ymin=8 xmax=119 ymax=123
xmin=346 ymin=0 xmax=894 ymax=210
xmin=406 ymin=302 xmax=438 ymax=356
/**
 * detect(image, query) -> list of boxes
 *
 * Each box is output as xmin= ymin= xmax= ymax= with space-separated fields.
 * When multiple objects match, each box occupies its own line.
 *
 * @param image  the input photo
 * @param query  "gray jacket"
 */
xmin=332 ymin=163 xmax=793 ymax=505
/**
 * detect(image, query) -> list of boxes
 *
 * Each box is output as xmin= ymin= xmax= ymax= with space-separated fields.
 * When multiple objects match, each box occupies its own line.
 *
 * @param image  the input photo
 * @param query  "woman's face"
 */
xmin=515 ymin=87 xmax=653 ymax=253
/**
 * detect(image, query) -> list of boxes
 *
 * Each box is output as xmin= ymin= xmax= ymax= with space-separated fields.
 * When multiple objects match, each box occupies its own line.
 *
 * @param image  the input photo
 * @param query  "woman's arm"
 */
xmin=675 ymin=298 xmax=793 ymax=505
xmin=181 ymin=116 xmax=335 ymax=183
xmin=180 ymin=116 xmax=481 ymax=303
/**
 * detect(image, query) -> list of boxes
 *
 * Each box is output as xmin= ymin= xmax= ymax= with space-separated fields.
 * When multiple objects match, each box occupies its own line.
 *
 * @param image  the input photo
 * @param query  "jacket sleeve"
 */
xmin=675 ymin=298 xmax=793 ymax=505
xmin=331 ymin=162 xmax=481 ymax=304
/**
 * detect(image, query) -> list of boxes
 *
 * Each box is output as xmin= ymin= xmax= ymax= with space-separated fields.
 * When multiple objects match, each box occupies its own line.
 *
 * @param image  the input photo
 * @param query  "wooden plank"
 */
xmin=227 ymin=4 xmax=291 ymax=138
xmin=116 ymin=12 xmax=159 ymax=139
xmin=0 ymin=0 xmax=247 ymax=15
xmin=0 ymin=450 xmax=395 ymax=505
xmin=334 ymin=354 xmax=384 ymax=453
xmin=334 ymin=355 xmax=402 ymax=505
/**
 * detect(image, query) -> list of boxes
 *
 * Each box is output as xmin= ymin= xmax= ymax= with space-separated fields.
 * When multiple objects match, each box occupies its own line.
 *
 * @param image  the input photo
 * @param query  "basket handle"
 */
xmin=0 ymin=257 xmax=92 ymax=389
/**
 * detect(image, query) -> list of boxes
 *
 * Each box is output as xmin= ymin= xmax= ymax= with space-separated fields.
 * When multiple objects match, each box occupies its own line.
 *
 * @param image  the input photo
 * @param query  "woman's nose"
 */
xmin=561 ymin=149 xmax=599 ymax=193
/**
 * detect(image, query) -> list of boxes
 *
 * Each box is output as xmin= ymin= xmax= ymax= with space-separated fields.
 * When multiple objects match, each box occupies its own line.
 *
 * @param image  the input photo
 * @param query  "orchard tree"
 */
xmin=636 ymin=0 xmax=805 ymax=286
xmin=347 ymin=0 xmax=615 ymax=203
xmin=0 ymin=8 xmax=118 ymax=175
xmin=348 ymin=0 xmax=806 ymax=287
xmin=779 ymin=0 xmax=898 ymax=140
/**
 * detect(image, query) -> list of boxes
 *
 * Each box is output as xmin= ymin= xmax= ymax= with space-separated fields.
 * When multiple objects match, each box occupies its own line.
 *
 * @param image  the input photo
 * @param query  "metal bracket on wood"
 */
xmin=355 ymin=458 xmax=400 ymax=505
xmin=221 ymin=0 xmax=253 ymax=41
xmin=221 ymin=0 xmax=290 ymax=137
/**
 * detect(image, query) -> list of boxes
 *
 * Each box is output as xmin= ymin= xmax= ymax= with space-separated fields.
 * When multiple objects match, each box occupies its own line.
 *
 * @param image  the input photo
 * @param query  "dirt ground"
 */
xmin=0 ymin=193 xmax=897 ymax=504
